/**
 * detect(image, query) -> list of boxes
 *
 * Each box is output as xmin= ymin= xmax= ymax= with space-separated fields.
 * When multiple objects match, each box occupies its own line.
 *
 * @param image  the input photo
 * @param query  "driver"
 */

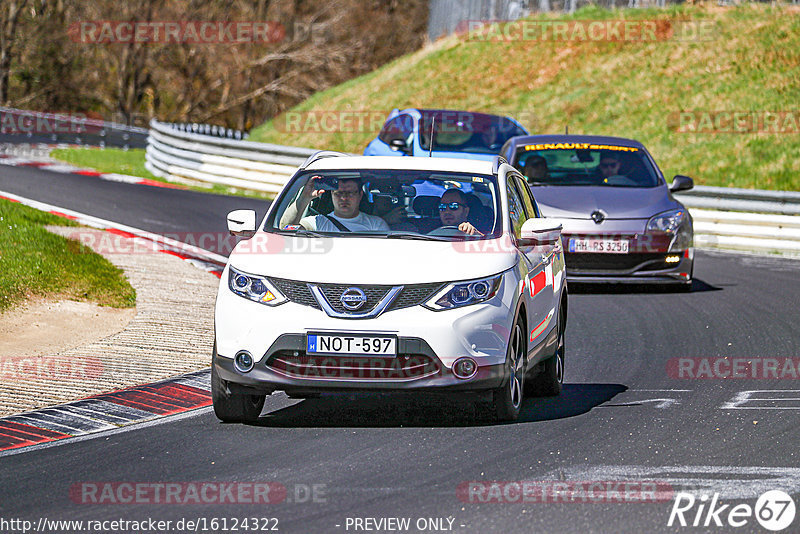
xmin=436 ymin=189 xmax=482 ymax=236
xmin=522 ymin=155 xmax=551 ymax=184
xmin=280 ymin=176 xmax=390 ymax=232
xmin=596 ymin=151 xmax=638 ymax=186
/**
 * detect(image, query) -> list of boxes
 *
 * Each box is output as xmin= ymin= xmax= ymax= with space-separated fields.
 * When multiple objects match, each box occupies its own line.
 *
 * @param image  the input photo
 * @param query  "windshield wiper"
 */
xmin=290 ymin=229 xmax=328 ymax=238
xmin=385 ymin=232 xmax=448 ymax=241
xmin=291 ymin=230 xmax=394 ymax=239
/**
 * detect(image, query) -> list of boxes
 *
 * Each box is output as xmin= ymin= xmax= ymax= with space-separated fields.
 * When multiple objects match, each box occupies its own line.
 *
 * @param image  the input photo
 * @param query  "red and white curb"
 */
xmin=0 ymin=370 xmax=211 ymax=455
xmin=0 ymin=151 xmax=187 ymax=190
xmin=0 ymin=190 xmax=226 ymax=278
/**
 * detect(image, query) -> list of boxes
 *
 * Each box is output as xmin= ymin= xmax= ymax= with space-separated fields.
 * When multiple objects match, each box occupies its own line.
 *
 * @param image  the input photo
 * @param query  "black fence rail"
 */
xmin=163 ymin=122 xmax=248 ymax=141
xmin=0 ymin=107 xmax=148 ymax=149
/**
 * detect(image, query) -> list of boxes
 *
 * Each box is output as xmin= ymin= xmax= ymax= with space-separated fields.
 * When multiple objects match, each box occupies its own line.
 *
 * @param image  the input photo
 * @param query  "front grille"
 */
xmin=388 ymin=283 xmax=444 ymax=311
xmin=269 ymin=277 xmax=443 ymax=313
xmin=318 ymin=284 xmax=392 ymax=314
xmin=566 ymin=253 xmax=672 ymax=273
xmin=268 ymin=351 xmax=440 ymax=381
xmin=268 ymin=278 xmax=320 ymax=309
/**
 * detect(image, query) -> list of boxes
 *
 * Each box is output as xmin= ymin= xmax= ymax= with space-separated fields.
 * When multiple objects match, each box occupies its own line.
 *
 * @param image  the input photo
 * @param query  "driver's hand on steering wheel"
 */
xmin=458 ymin=222 xmax=483 ymax=236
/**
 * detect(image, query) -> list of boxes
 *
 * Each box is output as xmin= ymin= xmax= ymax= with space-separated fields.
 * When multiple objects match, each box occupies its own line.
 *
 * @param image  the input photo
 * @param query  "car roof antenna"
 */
xmin=428 ymin=116 xmax=436 ymax=157
xmin=565 ymin=125 xmax=569 ymax=134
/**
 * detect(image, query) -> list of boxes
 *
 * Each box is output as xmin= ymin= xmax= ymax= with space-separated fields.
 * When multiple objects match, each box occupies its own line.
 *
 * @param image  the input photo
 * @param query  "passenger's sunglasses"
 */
xmin=439 ymin=202 xmax=465 ymax=212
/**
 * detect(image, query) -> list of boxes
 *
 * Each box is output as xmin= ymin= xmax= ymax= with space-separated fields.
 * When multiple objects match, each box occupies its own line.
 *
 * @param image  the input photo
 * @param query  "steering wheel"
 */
xmin=428 ymin=225 xmax=466 ymax=237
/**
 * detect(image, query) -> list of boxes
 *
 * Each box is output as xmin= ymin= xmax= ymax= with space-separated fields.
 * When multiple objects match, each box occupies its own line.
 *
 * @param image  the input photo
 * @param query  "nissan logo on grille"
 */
xmin=340 ymin=287 xmax=367 ymax=311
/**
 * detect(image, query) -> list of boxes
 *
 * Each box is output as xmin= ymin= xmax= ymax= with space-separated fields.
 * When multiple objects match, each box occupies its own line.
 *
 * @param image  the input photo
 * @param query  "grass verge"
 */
xmin=49 ymin=147 xmax=271 ymax=199
xmin=0 ymin=198 xmax=136 ymax=312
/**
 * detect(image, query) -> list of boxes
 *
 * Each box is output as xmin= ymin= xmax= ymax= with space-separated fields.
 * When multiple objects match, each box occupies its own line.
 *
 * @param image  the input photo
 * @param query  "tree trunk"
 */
xmin=0 ymin=0 xmax=29 ymax=105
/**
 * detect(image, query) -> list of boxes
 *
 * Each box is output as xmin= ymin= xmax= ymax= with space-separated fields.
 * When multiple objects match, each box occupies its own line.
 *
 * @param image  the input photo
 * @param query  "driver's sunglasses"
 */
xmin=439 ymin=202 xmax=465 ymax=211
xmin=332 ymin=190 xmax=359 ymax=199
xmin=600 ymin=161 xmax=619 ymax=168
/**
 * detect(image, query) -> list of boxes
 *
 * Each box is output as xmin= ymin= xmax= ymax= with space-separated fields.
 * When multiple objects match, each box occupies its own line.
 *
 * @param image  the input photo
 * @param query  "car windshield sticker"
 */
xmin=472 ymin=176 xmax=485 ymax=182
xmin=523 ymin=143 xmax=639 ymax=152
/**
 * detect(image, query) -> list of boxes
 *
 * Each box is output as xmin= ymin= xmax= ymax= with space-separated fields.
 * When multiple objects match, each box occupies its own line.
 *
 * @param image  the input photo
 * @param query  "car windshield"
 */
xmin=514 ymin=143 xmax=660 ymax=187
xmin=267 ymin=169 xmax=501 ymax=240
xmin=418 ymin=111 xmax=526 ymax=155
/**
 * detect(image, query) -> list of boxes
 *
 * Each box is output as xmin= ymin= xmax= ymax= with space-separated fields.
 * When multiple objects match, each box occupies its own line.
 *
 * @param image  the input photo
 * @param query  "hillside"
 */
xmin=250 ymin=3 xmax=800 ymax=191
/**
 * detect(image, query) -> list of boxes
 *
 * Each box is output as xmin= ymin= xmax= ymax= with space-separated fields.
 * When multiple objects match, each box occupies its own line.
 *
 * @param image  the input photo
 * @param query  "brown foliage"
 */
xmin=2 ymin=0 xmax=428 ymax=130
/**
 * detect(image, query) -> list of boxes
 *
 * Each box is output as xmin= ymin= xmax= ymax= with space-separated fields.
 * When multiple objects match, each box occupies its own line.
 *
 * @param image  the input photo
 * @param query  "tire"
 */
xmin=489 ymin=319 xmax=526 ymax=422
xmin=526 ymin=306 xmax=565 ymax=397
xmin=211 ymin=344 xmax=265 ymax=423
xmin=675 ymin=280 xmax=693 ymax=292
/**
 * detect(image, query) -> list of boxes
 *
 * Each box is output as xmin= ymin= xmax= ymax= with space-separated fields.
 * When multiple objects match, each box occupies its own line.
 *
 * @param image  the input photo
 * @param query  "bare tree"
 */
xmin=0 ymin=0 xmax=29 ymax=105
xmin=2 ymin=0 xmax=429 ymax=128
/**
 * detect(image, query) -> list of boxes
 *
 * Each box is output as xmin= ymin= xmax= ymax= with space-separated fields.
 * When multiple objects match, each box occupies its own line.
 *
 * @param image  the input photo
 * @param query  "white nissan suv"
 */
xmin=213 ymin=153 xmax=568 ymax=423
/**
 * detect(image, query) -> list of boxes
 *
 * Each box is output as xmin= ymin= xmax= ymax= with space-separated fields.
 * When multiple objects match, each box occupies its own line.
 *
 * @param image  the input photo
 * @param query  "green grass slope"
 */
xmin=250 ymin=3 xmax=800 ymax=190
xmin=0 ymin=199 xmax=136 ymax=311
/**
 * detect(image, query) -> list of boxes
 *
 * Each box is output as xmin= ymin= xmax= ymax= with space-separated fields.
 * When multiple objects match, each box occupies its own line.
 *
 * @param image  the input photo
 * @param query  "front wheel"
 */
xmin=489 ymin=320 xmax=526 ymax=422
xmin=211 ymin=345 xmax=265 ymax=423
xmin=526 ymin=307 xmax=565 ymax=397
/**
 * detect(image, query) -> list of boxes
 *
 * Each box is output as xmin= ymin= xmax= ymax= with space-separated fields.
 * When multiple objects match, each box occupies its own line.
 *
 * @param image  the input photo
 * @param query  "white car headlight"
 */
xmin=228 ymin=267 xmax=287 ymax=306
xmin=646 ymin=209 xmax=685 ymax=234
xmin=423 ymin=275 xmax=502 ymax=311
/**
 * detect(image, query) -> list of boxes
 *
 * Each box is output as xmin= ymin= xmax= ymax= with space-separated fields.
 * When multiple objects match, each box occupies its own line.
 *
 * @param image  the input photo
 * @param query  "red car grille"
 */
xmin=566 ymin=253 xmax=675 ymax=272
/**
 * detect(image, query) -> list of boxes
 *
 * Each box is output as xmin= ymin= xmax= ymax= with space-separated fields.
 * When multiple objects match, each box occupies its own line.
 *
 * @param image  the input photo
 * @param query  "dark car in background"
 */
xmin=364 ymin=108 xmax=528 ymax=161
xmin=501 ymin=135 xmax=695 ymax=287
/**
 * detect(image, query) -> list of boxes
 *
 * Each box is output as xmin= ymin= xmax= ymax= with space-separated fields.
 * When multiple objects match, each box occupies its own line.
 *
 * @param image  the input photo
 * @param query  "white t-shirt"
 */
xmin=300 ymin=212 xmax=390 ymax=232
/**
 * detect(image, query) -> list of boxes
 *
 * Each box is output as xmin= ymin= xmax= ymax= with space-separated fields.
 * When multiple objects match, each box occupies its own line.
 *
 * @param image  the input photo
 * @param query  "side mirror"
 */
xmin=518 ymin=218 xmax=562 ymax=247
xmin=670 ymin=175 xmax=694 ymax=193
xmin=389 ymin=138 xmax=411 ymax=155
xmin=227 ymin=209 xmax=256 ymax=238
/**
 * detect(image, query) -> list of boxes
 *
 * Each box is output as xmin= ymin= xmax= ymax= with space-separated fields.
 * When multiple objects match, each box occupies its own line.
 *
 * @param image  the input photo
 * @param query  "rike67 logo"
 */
xmin=668 ymin=490 xmax=796 ymax=531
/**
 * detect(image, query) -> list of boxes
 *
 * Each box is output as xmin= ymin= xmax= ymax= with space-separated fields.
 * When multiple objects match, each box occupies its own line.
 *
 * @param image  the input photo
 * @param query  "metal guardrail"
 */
xmin=143 ymin=120 xmax=800 ymax=256
xmin=0 ymin=107 xmax=148 ymax=149
xmin=674 ymin=187 xmax=800 ymax=255
xmin=675 ymin=185 xmax=800 ymax=216
xmin=689 ymin=209 xmax=800 ymax=255
xmin=144 ymin=119 xmax=315 ymax=194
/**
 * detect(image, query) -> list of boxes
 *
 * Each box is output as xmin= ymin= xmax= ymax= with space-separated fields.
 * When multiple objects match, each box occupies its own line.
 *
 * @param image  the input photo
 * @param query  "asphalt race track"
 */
xmin=2 ymin=166 xmax=800 ymax=533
